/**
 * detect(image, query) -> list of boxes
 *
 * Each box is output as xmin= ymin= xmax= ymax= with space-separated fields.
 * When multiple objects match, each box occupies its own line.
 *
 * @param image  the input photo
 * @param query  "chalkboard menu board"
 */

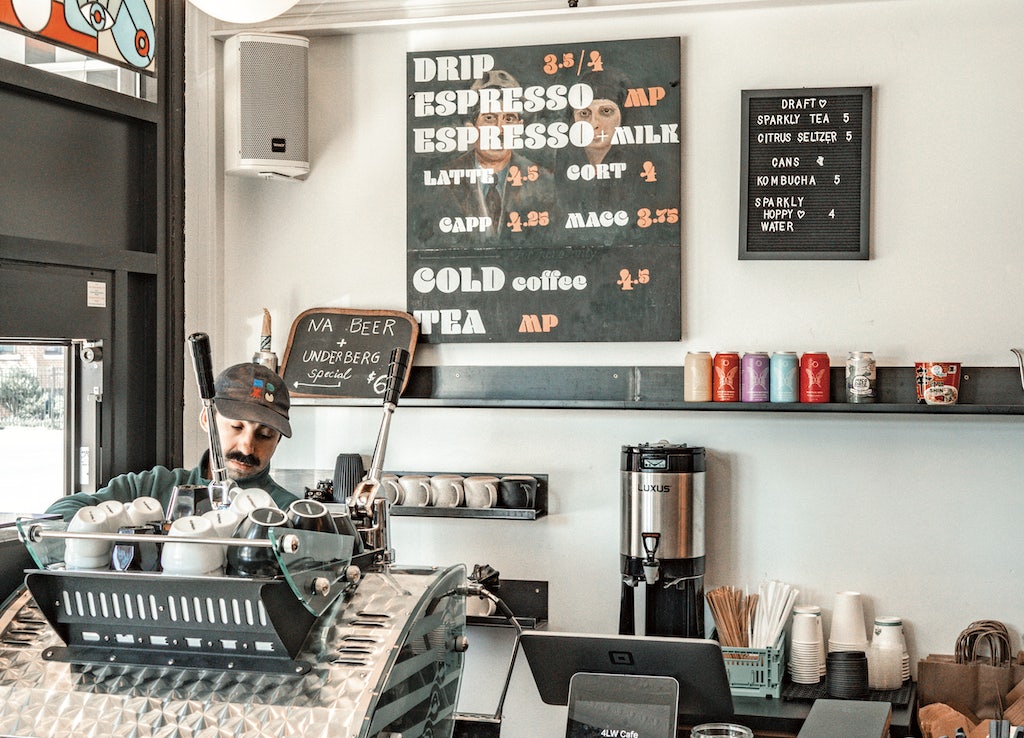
xmin=740 ymin=86 xmax=872 ymax=260
xmin=280 ymin=309 xmax=419 ymax=399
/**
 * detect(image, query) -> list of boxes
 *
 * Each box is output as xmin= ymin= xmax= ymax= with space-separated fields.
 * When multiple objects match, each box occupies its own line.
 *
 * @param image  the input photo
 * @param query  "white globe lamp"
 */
xmin=187 ymin=0 xmax=300 ymax=23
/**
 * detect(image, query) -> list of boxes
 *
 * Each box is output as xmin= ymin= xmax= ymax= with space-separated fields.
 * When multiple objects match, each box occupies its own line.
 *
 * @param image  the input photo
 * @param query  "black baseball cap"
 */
xmin=213 ymin=363 xmax=292 ymax=438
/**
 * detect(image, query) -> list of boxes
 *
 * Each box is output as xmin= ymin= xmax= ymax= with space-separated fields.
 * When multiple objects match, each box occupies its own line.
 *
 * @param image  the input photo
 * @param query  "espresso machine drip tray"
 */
xmin=0 ymin=564 xmax=467 ymax=738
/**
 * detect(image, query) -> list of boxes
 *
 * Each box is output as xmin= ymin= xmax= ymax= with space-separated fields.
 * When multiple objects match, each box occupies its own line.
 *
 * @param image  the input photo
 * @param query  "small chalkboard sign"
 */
xmin=280 ymin=308 xmax=418 ymax=399
xmin=739 ymin=86 xmax=872 ymax=260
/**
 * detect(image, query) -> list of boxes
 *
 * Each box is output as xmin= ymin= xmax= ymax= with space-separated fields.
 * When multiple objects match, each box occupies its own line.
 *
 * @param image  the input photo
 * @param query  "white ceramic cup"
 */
xmin=161 ymin=516 xmax=224 ymax=576
xmin=398 ymin=475 xmax=431 ymax=507
xmin=65 ymin=506 xmax=114 ymax=570
xmin=466 ymin=596 xmax=497 ymax=617
xmin=464 ymin=475 xmax=499 ymax=509
xmin=379 ymin=474 xmax=404 ymax=505
xmin=96 ymin=500 xmax=130 ymax=531
xmin=429 ymin=474 xmax=464 ymax=507
xmin=202 ymin=509 xmax=240 ymax=568
xmin=125 ymin=496 xmax=164 ymax=526
xmin=229 ymin=488 xmax=276 ymax=516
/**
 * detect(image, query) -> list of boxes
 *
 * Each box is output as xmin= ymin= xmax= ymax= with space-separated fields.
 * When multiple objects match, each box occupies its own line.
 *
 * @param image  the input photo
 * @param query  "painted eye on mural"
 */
xmin=78 ymin=0 xmax=115 ymax=31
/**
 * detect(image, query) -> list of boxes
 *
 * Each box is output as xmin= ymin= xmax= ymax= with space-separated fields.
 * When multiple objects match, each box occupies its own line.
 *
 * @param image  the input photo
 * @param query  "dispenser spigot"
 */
xmin=641 ymin=531 xmax=661 ymax=584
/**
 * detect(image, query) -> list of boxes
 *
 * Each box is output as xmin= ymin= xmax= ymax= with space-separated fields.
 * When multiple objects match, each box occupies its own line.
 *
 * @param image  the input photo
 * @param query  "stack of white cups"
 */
xmin=868 ymin=616 xmax=908 ymax=689
xmin=788 ymin=606 xmax=826 ymax=684
xmin=828 ymin=591 xmax=869 ymax=654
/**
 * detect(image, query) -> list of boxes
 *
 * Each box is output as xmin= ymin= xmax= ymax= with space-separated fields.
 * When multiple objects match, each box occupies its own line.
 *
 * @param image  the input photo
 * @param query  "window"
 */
xmin=0 ymin=342 xmax=68 ymax=513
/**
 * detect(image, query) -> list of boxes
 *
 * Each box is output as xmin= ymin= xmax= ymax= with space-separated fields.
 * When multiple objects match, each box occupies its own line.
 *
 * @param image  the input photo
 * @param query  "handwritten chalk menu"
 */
xmin=280 ymin=309 xmax=418 ymax=399
xmin=406 ymin=37 xmax=682 ymax=343
xmin=740 ymin=86 xmax=872 ymax=260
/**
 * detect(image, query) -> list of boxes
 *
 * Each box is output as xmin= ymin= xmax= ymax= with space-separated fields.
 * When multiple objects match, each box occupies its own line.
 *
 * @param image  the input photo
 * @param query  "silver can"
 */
xmin=846 ymin=351 xmax=877 ymax=403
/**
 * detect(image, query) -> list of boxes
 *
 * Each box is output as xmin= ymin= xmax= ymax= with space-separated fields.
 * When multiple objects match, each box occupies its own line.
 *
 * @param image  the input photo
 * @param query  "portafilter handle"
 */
xmin=188 ymin=332 xmax=230 ymax=490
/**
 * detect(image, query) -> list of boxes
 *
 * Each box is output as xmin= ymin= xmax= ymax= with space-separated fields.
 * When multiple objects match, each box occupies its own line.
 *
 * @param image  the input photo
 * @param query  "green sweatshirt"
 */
xmin=45 ymin=452 xmax=298 ymax=521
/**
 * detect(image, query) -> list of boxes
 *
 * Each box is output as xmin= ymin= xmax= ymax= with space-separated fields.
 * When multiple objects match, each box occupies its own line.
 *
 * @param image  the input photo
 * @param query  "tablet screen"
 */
xmin=565 ymin=672 xmax=679 ymax=738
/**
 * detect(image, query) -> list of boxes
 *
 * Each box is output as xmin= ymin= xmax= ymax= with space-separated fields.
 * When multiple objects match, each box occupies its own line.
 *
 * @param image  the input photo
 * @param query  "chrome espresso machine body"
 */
xmin=619 ymin=442 xmax=706 ymax=639
xmin=0 ymin=340 xmax=475 ymax=738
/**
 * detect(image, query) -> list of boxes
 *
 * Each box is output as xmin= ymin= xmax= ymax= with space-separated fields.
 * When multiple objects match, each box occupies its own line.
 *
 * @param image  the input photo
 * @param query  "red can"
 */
xmin=800 ymin=352 xmax=831 ymax=403
xmin=712 ymin=352 xmax=741 ymax=402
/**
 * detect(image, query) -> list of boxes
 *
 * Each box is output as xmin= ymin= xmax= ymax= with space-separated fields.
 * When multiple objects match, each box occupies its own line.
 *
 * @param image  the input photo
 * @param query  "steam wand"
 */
xmin=188 ymin=332 xmax=234 ymax=508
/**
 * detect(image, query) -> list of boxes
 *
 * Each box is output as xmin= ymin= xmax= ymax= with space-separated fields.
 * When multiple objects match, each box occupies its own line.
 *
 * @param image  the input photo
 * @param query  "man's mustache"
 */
xmin=225 ymin=450 xmax=260 ymax=467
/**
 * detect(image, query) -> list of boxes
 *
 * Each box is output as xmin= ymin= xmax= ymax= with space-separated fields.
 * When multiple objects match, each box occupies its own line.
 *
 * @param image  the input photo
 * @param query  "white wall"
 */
xmin=185 ymin=0 xmax=1024 ymax=733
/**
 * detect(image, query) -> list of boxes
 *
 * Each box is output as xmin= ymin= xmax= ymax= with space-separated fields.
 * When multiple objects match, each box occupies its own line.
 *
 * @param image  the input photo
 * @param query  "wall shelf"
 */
xmin=291 ymin=365 xmax=1024 ymax=415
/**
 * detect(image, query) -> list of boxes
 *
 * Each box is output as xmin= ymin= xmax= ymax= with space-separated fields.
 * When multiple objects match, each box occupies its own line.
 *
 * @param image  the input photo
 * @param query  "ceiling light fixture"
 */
xmin=187 ymin=0 xmax=300 ymax=23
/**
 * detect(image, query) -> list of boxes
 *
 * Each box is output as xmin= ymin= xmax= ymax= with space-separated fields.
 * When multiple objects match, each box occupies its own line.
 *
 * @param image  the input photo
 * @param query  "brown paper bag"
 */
xmin=918 ymin=655 xmax=1024 ymax=720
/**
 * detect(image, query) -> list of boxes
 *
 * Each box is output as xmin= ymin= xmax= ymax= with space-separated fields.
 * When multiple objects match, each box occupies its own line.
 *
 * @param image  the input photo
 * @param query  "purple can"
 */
xmin=741 ymin=352 xmax=770 ymax=402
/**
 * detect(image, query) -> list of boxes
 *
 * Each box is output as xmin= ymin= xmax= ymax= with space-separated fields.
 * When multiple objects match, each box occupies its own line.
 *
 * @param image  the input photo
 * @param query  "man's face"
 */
xmin=208 ymin=413 xmax=282 ymax=481
xmin=472 ymin=110 xmax=521 ymax=167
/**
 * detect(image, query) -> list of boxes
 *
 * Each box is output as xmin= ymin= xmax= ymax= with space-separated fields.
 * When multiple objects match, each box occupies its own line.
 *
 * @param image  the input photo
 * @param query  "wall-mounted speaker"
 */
xmin=224 ymin=32 xmax=309 ymax=180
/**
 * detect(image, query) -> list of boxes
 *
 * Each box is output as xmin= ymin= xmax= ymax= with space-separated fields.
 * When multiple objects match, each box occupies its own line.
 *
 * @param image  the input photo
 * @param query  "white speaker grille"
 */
xmin=237 ymin=39 xmax=308 ymax=162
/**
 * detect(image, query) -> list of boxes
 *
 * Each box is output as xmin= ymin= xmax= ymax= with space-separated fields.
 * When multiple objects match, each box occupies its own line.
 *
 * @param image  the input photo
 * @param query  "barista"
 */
xmin=46 ymin=363 xmax=298 ymax=521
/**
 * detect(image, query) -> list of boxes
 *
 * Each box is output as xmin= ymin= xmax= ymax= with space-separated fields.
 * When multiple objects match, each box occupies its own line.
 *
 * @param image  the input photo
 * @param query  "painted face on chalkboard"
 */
xmin=472 ymin=110 xmax=522 ymax=169
xmin=574 ymin=99 xmax=621 ymax=162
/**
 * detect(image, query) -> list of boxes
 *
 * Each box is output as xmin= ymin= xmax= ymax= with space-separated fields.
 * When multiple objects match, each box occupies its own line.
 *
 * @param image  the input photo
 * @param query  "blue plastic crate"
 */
xmin=722 ymin=632 xmax=785 ymax=698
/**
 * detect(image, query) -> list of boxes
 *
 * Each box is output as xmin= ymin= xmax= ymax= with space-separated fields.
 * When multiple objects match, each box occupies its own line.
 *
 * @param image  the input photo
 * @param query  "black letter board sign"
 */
xmin=280 ymin=308 xmax=419 ymax=399
xmin=739 ymin=86 xmax=872 ymax=260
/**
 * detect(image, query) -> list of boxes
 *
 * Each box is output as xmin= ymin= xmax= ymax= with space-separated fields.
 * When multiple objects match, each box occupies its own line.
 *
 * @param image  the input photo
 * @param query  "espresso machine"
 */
xmin=619 ymin=442 xmax=706 ymax=639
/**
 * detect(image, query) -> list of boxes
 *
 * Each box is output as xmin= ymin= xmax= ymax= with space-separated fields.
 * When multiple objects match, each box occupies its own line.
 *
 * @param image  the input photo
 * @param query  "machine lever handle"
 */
xmin=188 ymin=332 xmax=217 ymax=401
xmin=383 ymin=348 xmax=410 ymax=407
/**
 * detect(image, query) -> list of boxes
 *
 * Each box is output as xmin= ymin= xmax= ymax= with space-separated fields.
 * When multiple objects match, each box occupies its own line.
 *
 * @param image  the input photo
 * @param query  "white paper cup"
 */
xmin=830 ymin=591 xmax=868 ymax=646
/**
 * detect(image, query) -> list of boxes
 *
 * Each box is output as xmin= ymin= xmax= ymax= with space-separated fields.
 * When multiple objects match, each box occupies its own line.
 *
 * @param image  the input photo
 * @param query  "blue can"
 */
xmin=741 ymin=352 xmax=770 ymax=402
xmin=770 ymin=351 xmax=800 ymax=402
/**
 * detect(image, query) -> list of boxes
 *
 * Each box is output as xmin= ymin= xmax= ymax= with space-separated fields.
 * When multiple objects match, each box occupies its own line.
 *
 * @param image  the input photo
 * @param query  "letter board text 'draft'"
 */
xmin=281 ymin=308 xmax=418 ymax=399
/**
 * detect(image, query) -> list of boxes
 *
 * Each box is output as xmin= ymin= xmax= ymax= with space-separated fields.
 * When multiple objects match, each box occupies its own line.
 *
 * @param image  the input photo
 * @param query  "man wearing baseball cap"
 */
xmin=47 ymin=362 xmax=298 ymax=521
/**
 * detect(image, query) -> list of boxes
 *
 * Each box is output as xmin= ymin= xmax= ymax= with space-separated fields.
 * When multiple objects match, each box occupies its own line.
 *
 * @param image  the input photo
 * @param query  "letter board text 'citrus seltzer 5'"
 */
xmin=800 ymin=352 xmax=831 ymax=403
xmin=713 ymin=352 xmax=741 ymax=402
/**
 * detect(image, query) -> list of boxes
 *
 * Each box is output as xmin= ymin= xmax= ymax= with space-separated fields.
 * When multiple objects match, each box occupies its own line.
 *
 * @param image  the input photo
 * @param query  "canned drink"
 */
xmin=770 ymin=352 xmax=799 ymax=403
xmin=846 ymin=351 xmax=877 ymax=403
xmin=800 ymin=352 xmax=831 ymax=403
xmin=684 ymin=351 xmax=713 ymax=401
xmin=713 ymin=352 xmax=741 ymax=402
xmin=741 ymin=352 xmax=770 ymax=402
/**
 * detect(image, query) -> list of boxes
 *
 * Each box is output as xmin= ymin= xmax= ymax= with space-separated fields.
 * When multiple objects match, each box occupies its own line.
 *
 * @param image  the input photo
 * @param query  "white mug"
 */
xmin=379 ymin=474 xmax=404 ymax=505
xmin=464 ymin=475 xmax=499 ymax=509
xmin=398 ymin=475 xmax=431 ymax=507
xmin=229 ymin=488 xmax=276 ymax=516
xmin=65 ymin=506 xmax=114 ymax=570
xmin=125 ymin=496 xmax=164 ymax=526
xmin=161 ymin=516 xmax=224 ymax=576
xmin=429 ymin=474 xmax=464 ymax=508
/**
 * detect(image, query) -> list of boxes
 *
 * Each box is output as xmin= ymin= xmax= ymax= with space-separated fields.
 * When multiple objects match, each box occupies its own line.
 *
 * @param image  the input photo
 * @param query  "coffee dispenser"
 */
xmin=619 ymin=442 xmax=706 ymax=638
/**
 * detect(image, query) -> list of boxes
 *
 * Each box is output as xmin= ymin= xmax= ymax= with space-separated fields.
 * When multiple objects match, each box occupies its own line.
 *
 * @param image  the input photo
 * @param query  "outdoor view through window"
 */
xmin=0 ymin=343 xmax=67 ymax=513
